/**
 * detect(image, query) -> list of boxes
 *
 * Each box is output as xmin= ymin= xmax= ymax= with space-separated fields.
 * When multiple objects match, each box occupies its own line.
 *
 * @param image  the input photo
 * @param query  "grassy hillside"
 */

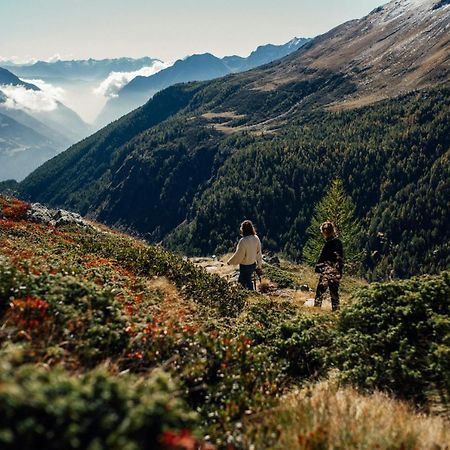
xmin=1 ymin=196 xmax=449 ymax=449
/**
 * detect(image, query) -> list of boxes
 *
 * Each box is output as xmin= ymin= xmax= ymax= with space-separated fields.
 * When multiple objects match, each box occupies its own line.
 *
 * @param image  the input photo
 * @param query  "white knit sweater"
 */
xmin=227 ymin=235 xmax=262 ymax=268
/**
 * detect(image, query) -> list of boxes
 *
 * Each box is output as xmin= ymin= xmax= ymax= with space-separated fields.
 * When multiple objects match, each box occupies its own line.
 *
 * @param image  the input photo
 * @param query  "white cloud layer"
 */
xmin=0 ymin=79 xmax=65 ymax=112
xmin=94 ymin=60 xmax=171 ymax=98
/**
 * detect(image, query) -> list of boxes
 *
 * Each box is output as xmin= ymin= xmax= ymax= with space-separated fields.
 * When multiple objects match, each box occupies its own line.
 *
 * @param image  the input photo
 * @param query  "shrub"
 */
xmin=122 ymin=321 xmax=286 ymax=443
xmin=276 ymin=314 xmax=336 ymax=378
xmin=0 ymin=257 xmax=27 ymax=318
xmin=334 ymin=271 xmax=450 ymax=403
xmin=0 ymin=197 xmax=30 ymax=221
xmin=1 ymin=265 xmax=129 ymax=364
xmin=264 ymin=264 xmax=298 ymax=289
xmin=0 ymin=353 xmax=196 ymax=450
xmin=77 ymin=230 xmax=246 ymax=317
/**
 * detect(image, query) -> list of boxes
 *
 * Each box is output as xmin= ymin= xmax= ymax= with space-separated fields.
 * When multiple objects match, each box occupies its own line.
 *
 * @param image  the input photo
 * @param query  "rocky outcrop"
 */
xmin=26 ymin=203 xmax=91 ymax=228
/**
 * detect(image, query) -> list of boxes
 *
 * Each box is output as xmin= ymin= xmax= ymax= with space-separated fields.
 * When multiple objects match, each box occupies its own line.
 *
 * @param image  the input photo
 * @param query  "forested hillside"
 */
xmin=15 ymin=0 xmax=450 ymax=279
xmin=18 ymin=84 xmax=450 ymax=279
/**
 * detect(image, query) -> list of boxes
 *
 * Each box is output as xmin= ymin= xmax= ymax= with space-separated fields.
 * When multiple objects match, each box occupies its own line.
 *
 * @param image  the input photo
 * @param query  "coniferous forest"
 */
xmin=16 ymin=83 xmax=450 ymax=280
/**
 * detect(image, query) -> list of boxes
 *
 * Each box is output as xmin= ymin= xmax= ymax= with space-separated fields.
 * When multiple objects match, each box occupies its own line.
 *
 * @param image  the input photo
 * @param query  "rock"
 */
xmin=304 ymin=298 xmax=315 ymax=307
xmin=27 ymin=203 xmax=91 ymax=228
xmin=263 ymin=253 xmax=280 ymax=266
xmin=299 ymin=284 xmax=310 ymax=292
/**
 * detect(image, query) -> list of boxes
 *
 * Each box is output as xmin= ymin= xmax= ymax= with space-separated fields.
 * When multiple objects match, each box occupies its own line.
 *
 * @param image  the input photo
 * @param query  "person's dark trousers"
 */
xmin=239 ymin=263 xmax=256 ymax=290
xmin=314 ymin=276 xmax=340 ymax=311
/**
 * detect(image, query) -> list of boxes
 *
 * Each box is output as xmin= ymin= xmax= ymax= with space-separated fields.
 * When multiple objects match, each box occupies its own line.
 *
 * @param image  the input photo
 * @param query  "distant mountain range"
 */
xmin=0 ymin=39 xmax=310 ymax=180
xmin=15 ymin=0 xmax=450 ymax=279
xmin=95 ymin=38 xmax=310 ymax=127
xmin=2 ymin=57 xmax=159 ymax=82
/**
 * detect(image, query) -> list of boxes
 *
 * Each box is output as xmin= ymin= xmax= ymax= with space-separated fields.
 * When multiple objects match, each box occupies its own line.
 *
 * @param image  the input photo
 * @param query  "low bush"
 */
xmin=0 ymin=197 xmax=30 ymax=221
xmin=122 ymin=321 xmax=286 ymax=443
xmin=1 ymin=263 xmax=129 ymax=365
xmin=276 ymin=314 xmax=336 ymax=378
xmin=0 ymin=351 xmax=196 ymax=450
xmin=334 ymin=271 xmax=450 ymax=403
xmin=78 ymin=230 xmax=246 ymax=317
xmin=263 ymin=264 xmax=298 ymax=289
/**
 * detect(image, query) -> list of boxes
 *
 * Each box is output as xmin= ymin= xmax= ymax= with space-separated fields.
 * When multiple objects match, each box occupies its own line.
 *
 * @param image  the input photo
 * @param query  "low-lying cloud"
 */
xmin=94 ymin=60 xmax=171 ymax=98
xmin=0 ymin=79 xmax=65 ymax=112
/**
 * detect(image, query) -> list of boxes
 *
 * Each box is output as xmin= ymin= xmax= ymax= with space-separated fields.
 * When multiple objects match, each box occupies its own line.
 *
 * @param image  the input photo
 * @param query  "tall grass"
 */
xmin=244 ymin=381 xmax=450 ymax=449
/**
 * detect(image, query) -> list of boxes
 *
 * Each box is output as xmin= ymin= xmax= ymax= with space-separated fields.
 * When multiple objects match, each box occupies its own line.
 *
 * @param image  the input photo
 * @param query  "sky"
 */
xmin=1 ymin=0 xmax=386 ymax=63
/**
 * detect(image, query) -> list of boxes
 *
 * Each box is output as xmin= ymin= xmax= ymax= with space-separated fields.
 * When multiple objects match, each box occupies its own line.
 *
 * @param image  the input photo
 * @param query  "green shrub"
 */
xmin=0 ymin=353 xmax=196 ymax=450
xmin=276 ymin=314 xmax=336 ymax=378
xmin=335 ymin=272 xmax=450 ymax=403
xmin=1 ymin=263 xmax=129 ymax=364
xmin=77 ymin=229 xmax=246 ymax=317
xmin=264 ymin=264 xmax=298 ymax=289
xmin=0 ymin=256 xmax=27 ymax=318
xmin=122 ymin=322 xmax=286 ymax=442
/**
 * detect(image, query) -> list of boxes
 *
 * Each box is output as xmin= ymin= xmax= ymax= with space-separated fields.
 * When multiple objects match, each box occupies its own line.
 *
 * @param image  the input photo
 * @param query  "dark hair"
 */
xmin=320 ymin=221 xmax=336 ymax=236
xmin=240 ymin=220 xmax=256 ymax=236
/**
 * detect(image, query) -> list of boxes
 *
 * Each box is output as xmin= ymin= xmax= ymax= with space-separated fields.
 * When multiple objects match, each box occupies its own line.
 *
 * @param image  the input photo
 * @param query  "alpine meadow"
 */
xmin=0 ymin=0 xmax=449 ymax=449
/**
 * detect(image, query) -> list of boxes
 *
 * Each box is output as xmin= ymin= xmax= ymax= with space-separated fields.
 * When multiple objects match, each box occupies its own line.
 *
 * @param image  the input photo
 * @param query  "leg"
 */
xmin=329 ymin=281 xmax=340 ymax=311
xmin=238 ymin=264 xmax=255 ymax=290
xmin=314 ymin=276 xmax=328 ymax=307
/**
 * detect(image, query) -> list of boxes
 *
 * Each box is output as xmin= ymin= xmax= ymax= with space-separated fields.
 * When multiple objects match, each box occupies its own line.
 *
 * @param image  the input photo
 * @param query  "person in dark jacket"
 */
xmin=314 ymin=221 xmax=344 ymax=311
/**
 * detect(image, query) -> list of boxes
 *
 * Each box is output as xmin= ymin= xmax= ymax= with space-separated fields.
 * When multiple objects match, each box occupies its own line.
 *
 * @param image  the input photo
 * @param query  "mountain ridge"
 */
xmin=95 ymin=37 xmax=310 ymax=127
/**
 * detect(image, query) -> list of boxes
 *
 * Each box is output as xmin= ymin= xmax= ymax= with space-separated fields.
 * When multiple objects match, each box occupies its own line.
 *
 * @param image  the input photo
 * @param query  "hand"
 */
xmin=255 ymin=268 xmax=263 ymax=277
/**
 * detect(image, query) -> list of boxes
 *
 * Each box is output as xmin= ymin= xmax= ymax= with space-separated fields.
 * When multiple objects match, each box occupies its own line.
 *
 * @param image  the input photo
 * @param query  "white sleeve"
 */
xmin=256 ymin=236 xmax=263 ymax=269
xmin=227 ymin=238 xmax=245 ymax=265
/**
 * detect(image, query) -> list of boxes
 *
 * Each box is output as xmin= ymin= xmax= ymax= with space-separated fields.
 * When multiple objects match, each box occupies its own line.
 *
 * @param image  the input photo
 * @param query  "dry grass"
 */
xmin=244 ymin=381 xmax=450 ymax=450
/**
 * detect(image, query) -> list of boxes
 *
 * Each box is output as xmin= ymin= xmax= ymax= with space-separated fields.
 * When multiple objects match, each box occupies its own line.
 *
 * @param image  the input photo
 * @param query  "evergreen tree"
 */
xmin=303 ymin=179 xmax=363 ymax=273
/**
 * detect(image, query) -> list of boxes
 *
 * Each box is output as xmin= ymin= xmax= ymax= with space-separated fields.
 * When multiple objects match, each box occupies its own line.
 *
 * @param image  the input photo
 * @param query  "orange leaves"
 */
xmin=160 ymin=429 xmax=216 ymax=450
xmin=0 ymin=197 xmax=30 ymax=221
xmin=8 ymin=297 xmax=50 ymax=333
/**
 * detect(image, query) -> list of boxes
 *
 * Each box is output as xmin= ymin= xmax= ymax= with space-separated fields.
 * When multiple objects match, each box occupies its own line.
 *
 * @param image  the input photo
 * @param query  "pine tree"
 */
xmin=303 ymin=179 xmax=363 ymax=273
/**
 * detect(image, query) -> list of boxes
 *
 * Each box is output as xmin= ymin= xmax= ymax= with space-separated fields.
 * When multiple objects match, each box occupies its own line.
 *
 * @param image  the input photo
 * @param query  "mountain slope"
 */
xmin=1 ymin=196 xmax=449 ymax=447
xmin=18 ymin=0 xmax=450 ymax=278
xmin=95 ymin=54 xmax=230 ymax=127
xmin=0 ymin=67 xmax=39 ymax=90
xmin=223 ymin=37 xmax=310 ymax=72
xmin=0 ymin=67 xmax=91 ymax=180
xmin=0 ymin=112 xmax=61 ymax=181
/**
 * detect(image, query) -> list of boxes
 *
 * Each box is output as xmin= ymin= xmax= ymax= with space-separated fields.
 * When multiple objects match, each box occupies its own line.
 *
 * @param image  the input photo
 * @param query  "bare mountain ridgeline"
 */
xmin=11 ymin=0 xmax=450 ymax=279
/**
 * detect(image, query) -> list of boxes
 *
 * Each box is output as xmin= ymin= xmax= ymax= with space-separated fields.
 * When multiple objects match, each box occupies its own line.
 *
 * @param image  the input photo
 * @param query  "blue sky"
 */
xmin=1 ymin=0 xmax=385 ymax=62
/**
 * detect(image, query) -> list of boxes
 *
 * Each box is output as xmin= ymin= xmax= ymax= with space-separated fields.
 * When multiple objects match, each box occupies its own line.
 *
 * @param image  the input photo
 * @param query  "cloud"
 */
xmin=0 ymin=80 xmax=65 ymax=112
xmin=94 ymin=60 xmax=171 ymax=98
xmin=24 ymin=79 xmax=65 ymax=102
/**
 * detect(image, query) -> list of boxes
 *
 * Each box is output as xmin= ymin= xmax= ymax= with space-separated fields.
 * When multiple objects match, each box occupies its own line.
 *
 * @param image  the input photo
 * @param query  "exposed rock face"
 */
xmin=27 ymin=203 xmax=90 ymax=228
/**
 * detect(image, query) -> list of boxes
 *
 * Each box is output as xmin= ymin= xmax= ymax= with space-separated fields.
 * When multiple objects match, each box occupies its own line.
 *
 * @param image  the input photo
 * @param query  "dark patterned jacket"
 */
xmin=315 ymin=237 xmax=344 ymax=277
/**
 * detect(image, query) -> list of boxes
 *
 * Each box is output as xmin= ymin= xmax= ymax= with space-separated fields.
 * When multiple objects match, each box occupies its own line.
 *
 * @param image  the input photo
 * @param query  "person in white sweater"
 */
xmin=227 ymin=220 xmax=263 ymax=290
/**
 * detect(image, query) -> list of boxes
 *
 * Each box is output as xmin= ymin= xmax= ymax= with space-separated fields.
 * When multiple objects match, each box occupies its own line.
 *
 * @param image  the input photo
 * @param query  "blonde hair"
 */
xmin=320 ymin=221 xmax=336 ymax=236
